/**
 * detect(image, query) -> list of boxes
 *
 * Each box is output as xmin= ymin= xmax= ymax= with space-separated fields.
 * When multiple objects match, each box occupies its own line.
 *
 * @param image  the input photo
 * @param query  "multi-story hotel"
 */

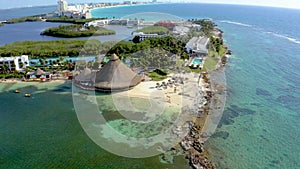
xmin=58 ymin=0 xmax=68 ymax=12
xmin=0 ymin=55 xmax=29 ymax=71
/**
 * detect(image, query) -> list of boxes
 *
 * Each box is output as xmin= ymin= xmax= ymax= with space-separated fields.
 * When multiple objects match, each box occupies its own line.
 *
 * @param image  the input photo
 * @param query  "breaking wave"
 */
xmin=219 ymin=20 xmax=253 ymax=27
xmin=265 ymin=32 xmax=300 ymax=44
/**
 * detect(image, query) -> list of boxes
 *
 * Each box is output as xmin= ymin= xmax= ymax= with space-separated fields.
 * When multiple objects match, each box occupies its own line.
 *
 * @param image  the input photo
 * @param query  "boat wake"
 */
xmin=219 ymin=20 xmax=252 ymax=27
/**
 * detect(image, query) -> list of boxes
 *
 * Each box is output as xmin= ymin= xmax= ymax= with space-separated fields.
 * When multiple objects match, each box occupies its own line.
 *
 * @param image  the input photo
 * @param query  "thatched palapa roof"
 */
xmin=35 ymin=68 xmax=45 ymax=75
xmin=26 ymin=68 xmax=50 ymax=76
xmin=75 ymin=68 xmax=95 ymax=82
xmin=94 ymin=54 xmax=142 ymax=91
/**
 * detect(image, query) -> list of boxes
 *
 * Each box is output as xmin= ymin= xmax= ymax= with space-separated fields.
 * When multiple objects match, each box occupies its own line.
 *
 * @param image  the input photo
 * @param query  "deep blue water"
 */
xmin=0 ymin=3 xmax=300 ymax=169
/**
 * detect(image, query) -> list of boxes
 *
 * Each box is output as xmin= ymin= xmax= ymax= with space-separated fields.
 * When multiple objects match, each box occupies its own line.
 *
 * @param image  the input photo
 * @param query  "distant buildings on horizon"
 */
xmin=57 ymin=0 xmax=91 ymax=19
xmin=56 ymin=0 xmax=160 ymax=19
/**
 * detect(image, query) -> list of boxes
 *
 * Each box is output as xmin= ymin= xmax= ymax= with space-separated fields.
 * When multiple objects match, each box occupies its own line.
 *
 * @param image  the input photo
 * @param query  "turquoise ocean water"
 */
xmin=85 ymin=3 xmax=300 ymax=168
xmin=0 ymin=3 xmax=300 ymax=169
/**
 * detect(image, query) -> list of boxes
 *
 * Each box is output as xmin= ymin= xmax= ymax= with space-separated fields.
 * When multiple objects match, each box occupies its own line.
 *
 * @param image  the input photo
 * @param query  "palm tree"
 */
xmin=3 ymin=64 xmax=9 ymax=73
xmin=19 ymin=62 xmax=24 ymax=69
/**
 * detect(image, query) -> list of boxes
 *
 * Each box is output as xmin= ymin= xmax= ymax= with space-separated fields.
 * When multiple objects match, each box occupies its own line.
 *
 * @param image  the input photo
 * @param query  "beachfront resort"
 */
xmin=0 ymin=6 xmax=229 ymax=167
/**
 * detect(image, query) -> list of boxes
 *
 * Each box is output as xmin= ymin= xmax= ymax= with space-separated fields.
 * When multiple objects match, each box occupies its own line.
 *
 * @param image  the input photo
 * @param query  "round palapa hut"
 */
xmin=75 ymin=67 xmax=94 ymax=83
xmin=94 ymin=54 xmax=142 ymax=92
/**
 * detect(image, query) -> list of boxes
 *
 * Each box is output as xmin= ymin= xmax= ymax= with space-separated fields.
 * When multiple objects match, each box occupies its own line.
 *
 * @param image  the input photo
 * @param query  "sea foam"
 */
xmin=219 ymin=20 xmax=252 ymax=27
xmin=264 ymin=32 xmax=300 ymax=44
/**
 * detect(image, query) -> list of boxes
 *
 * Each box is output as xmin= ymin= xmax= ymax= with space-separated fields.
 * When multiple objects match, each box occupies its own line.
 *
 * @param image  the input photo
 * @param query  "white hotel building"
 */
xmin=58 ymin=0 xmax=68 ymax=12
xmin=0 ymin=55 xmax=29 ymax=71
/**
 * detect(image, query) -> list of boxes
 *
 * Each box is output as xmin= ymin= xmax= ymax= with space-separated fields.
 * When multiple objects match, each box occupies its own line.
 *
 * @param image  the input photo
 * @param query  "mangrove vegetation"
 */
xmin=41 ymin=24 xmax=116 ymax=38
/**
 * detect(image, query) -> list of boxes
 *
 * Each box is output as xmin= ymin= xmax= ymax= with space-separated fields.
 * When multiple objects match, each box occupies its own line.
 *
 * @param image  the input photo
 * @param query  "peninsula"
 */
xmin=0 ymin=2 xmax=230 ymax=168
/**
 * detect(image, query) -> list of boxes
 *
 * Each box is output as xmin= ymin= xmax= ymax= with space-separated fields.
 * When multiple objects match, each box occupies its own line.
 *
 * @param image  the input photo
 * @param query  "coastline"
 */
xmin=0 ymin=28 xmax=229 ymax=169
xmin=1 ymin=4 xmax=230 ymax=167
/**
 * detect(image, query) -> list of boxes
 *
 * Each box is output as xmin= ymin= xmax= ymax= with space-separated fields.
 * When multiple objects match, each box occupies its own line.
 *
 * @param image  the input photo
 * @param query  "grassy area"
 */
xmin=188 ymin=67 xmax=201 ymax=73
xmin=134 ymin=26 xmax=169 ymax=35
xmin=0 ymin=23 xmax=4 ymax=26
xmin=218 ymin=45 xmax=227 ymax=57
xmin=0 ymin=39 xmax=103 ymax=58
xmin=146 ymin=70 xmax=168 ymax=81
xmin=203 ymin=56 xmax=219 ymax=71
xmin=41 ymin=24 xmax=115 ymax=38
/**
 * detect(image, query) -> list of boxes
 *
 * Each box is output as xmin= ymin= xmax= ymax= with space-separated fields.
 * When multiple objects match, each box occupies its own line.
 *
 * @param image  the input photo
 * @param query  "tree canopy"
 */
xmin=41 ymin=24 xmax=115 ymax=38
xmin=0 ymin=39 xmax=109 ymax=58
xmin=107 ymin=36 xmax=188 ymax=59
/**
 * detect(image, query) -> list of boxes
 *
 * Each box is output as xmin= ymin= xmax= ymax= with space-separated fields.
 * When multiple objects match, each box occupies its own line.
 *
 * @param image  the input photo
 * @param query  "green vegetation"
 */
xmin=189 ymin=67 xmax=201 ymax=73
xmin=202 ymin=56 xmax=219 ymax=71
xmin=192 ymin=19 xmax=215 ymax=36
xmin=134 ymin=26 xmax=169 ymax=35
xmin=41 ymin=24 xmax=115 ymax=38
xmin=46 ymin=16 xmax=103 ymax=24
xmin=0 ymin=71 xmax=24 ymax=79
xmin=210 ymin=36 xmax=226 ymax=56
xmin=0 ymin=39 xmax=109 ymax=58
xmin=0 ymin=23 xmax=3 ymax=27
xmin=131 ymin=48 xmax=175 ymax=70
xmin=6 ymin=16 xmax=43 ymax=24
xmin=146 ymin=69 xmax=168 ymax=81
xmin=107 ymin=36 xmax=189 ymax=60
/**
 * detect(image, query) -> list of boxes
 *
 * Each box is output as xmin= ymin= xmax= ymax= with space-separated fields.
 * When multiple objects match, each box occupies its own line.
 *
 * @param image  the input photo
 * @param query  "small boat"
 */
xmin=14 ymin=89 xmax=20 ymax=93
xmin=24 ymin=93 xmax=31 ymax=97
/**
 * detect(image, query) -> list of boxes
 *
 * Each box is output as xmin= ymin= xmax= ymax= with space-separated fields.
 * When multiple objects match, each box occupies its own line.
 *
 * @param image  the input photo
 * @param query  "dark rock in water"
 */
xmin=218 ymin=105 xmax=256 ymax=128
xmin=52 ymin=89 xmax=65 ymax=92
xmin=211 ymin=131 xmax=229 ymax=139
xmin=276 ymin=95 xmax=300 ymax=110
xmin=276 ymin=95 xmax=299 ymax=103
xmin=250 ymin=102 xmax=261 ymax=107
xmin=256 ymin=88 xmax=272 ymax=96
xmin=61 ymin=86 xmax=71 ymax=89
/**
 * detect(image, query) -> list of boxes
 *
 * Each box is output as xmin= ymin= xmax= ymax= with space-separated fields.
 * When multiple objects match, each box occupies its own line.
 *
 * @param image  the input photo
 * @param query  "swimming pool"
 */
xmin=192 ymin=58 xmax=202 ymax=66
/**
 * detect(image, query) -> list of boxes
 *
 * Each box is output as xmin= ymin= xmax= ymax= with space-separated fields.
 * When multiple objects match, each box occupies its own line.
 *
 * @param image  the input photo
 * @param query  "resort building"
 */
xmin=58 ymin=0 xmax=68 ymax=12
xmin=131 ymin=32 xmax=167 ymax=42
xmin=173 ymin=26 xmax=190 ymax=36
xmin=186 ymin=36 xmax=210 ymax=56
xmin=0 ymin=55 xmax=29 ymax=71
xmin=85 ymin=20 xmax=110 ymax=27
xmin=155 ymin=20 xmax=175 ymax=29
xmin=74 ymin=54 xmax=142 ymax=92
xmin=109 ymin=19 xmax=129 ymax=25
xmin=57 ymin=0 xmax=91 ymax=19
xmin=26 ymin=68 xmax=52 ymax=81
xmin=74 ymin=67 xmax=96 ymax=87
xmin=86 ymin=19 xmax=140 ymax=27
xmin=123 ymin=1 xmax=132 ymax=5
xmin=127 ymin=20 xmax=140 ymax=27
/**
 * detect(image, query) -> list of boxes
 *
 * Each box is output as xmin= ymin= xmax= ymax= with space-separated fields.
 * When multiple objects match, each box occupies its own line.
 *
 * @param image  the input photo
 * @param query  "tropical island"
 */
xmin=41 ymin=24 xmax=116 ymax=38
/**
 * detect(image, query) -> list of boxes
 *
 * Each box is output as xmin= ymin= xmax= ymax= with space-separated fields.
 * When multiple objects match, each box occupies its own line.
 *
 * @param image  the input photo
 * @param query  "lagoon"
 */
xmin=0 ymin=23 xmax=138 ymax=46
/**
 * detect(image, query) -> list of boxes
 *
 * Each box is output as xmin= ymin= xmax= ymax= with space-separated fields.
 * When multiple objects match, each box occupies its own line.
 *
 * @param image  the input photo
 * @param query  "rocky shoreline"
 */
xmin=160 ymin=26 xmax=230 ymax=169
xmin=183 ymin=55 xmax=229 ymax=169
